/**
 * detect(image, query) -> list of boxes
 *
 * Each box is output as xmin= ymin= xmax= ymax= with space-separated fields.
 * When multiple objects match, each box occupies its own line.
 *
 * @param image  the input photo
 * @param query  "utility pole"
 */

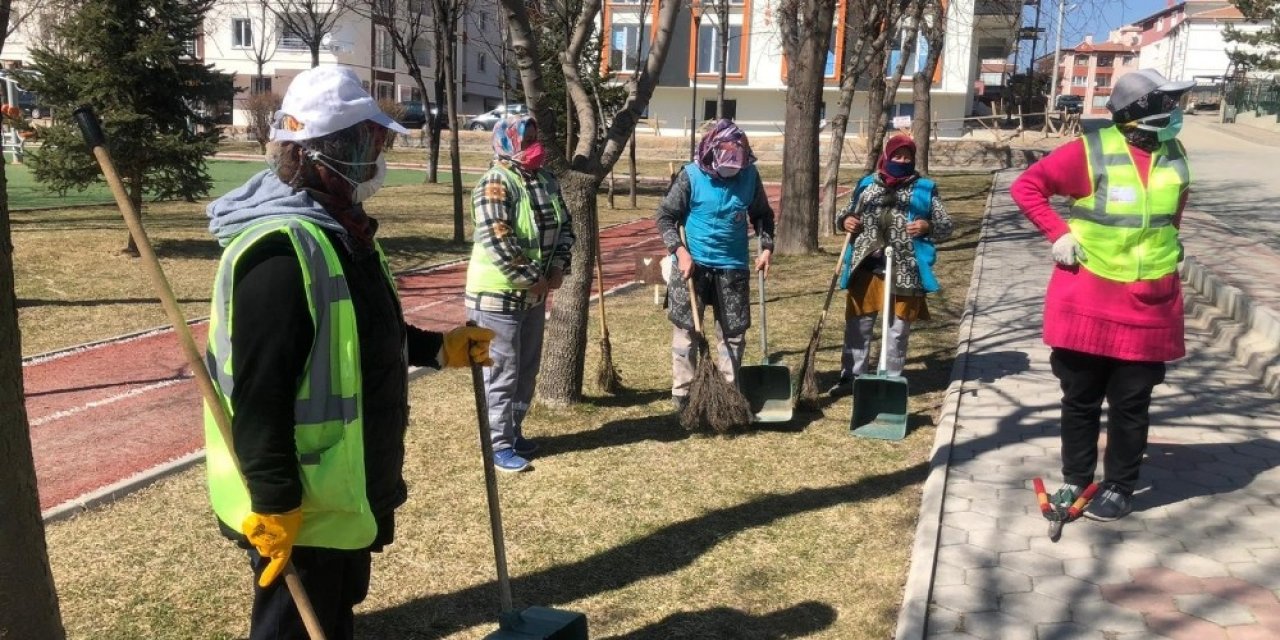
xmin=1049 ymin=0 xmax=1064 ymax=110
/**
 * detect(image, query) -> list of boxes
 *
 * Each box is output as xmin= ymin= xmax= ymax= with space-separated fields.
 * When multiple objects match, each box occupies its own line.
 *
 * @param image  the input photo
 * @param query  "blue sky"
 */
xmin=1014 ymin=0 xmax=1172 ymax=67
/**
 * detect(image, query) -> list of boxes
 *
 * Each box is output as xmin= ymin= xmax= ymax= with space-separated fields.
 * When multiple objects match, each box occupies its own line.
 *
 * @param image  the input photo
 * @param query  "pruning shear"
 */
xmin=1033 ymin=477 xmax=1100 ymax=542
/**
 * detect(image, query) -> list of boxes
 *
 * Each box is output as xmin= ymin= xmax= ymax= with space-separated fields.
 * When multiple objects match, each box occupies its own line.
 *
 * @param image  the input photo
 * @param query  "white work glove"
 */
xmin=1051 ymin=234 xmax=1087 ymax=266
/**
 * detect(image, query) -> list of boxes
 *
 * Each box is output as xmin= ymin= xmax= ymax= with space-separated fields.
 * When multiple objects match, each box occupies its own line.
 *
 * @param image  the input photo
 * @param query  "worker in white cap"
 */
xmin=1010 ymin=69 xmax=1195 ymax=523
xmin=204 ymin=65 xmax=494 ymax=639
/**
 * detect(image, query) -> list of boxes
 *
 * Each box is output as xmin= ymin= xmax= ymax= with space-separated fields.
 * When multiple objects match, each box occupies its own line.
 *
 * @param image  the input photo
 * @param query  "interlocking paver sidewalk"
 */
xmin=911 ymin=171 xmax=1280 ymax=640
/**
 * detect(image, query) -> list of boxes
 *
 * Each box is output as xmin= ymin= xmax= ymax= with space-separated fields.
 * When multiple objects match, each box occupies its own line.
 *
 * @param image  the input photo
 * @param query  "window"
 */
xmin=415 ymin=42 xmax=432 ymax=67
xmin=1097 ymin=54 xmax=1114 ymax=67
xmin=232 ymin=18 xmax=252 ymax=48
xmin=825 ymin=30 xmax=837 ymax=77
xmin=980 ymin=72 xmax=1003 ymax=85
xmin=478 ymin=52 xmax=487 ymax=72
xmin=610 ymin=24 xmax=649 ymax=72
xmin=703 ymin=99 xmax=736 ymax=120
xmin=375 ymin=28 xmax=395 ymax=69
xmin=1072 ymin=75 xmax=1087 ymax=86
xmin=250 ymin=76 xmax=272 ymax=94
xmin=1092 ymin=95 xmax=1109 ymax=108
xmin=375 ymin=81 xmax=395 ymax=101
xmin=1074 ymin=54 xmax=1088 ymax=65
xmin=476 ymin=12 xmax=487 ymax=30
xmin=1122 ymin=54 xmax=1134 ymax=66
xmin=1095 ymin=74 xmax=1110 ymax=88
xmin=279 ymin=17 xmax=310 ymax=50
xmin=697 ymin=24 xmax=742 ymax=75
xmin=886 ymin=27 xmax=927 ymax=77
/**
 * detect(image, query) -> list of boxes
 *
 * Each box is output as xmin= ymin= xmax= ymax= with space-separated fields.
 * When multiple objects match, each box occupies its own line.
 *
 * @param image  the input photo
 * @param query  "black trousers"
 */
xmin=1050 ymin=348 xmax=1166 ymax=494
xmin=249 ymin=546 xmax=372 ymax=640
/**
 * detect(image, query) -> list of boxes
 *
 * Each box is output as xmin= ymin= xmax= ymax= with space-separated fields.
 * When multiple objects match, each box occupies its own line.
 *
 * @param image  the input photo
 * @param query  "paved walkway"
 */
xmin=902 ymin=171 xmax=1280 ymax=639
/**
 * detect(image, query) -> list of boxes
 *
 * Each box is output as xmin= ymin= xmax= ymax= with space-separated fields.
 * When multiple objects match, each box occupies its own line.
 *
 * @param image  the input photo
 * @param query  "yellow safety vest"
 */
xmin=1068 ymin=126 xmax=1189 ymax=282
xmin=465 ymin=163 xmax=565 ymax=293
xmin=205 ymin=218 xmax=393 ymax=550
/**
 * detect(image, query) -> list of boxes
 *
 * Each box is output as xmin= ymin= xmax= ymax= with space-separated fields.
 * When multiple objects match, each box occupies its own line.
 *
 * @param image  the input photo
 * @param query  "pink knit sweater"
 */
xmin=1010 ymin=138 xmax=1186 ymax=362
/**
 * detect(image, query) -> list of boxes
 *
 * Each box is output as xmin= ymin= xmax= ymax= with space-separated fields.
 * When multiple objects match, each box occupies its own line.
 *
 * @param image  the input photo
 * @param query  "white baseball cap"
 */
xmin=272 ymin=65 xmax=409 ymax=141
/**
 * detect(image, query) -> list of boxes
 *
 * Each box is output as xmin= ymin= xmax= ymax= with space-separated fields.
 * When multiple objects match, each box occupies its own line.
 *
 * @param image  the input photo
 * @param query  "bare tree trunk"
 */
xmin=864 ymin=0 xmax=923 ymax=172
xmin=628 ymin=131 xmax=637 ymax=208
xmin=443 ymin=34 xmax=465 ymax=243
xmin=536 ymin=171 xmax=597 ymax=405
xmin=0 ymin=147 xmax=68 ymax=640
xmin=429 ymin=74 xmax=445 ymax=183
xmin=716 ymin=1 xmax=728 ymax=118
xmin=820 ymin=79 xmax=857 ymax=237
xmin=912 ymin=0 xmax=946 ymax=174
xmin=310 ymin=44 xmax=320 ymax=68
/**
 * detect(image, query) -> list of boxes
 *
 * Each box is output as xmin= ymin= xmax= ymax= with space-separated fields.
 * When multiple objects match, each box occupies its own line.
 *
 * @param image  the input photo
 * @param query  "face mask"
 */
xmin=519 ymin=142 xmax=546 ymax=171
xmin=1134 ymin=107 xmax=1183 ymax=142
xmin=307 ymin=149 xmax=386 ymax=203
xmin=885 ymin=160 xmax=915 ymax=178
xmin=716 ymin=165 xmax=740 ymax=178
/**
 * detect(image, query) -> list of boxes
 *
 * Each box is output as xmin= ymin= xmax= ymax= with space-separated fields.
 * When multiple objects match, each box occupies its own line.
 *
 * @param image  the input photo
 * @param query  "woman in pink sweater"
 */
xmin=1011 ymin=69 xmax=1193 ymax=522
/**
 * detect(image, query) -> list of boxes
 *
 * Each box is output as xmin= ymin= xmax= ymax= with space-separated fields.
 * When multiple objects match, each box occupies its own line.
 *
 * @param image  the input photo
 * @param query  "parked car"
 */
xmin=1054 ymin=95 xmax=1083 ymax=115
xmin=395 ymin=101 xmax=451 ymax=130
xmin=464 ymin=103 xmax=528 ymax=131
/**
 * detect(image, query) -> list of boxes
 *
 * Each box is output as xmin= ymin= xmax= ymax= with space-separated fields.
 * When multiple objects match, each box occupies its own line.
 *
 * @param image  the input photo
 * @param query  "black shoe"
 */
xmin=1084 ymin=485 xmax=1133 ymax=522
xmin=826 ymin=377 xmax=853 ymax=397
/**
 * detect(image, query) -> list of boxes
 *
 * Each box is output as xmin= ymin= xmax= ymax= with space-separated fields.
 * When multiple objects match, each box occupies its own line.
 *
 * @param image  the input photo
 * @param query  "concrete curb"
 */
xmin=41 ymin=451 xmax=205 ymax=523
xmin=1180 ymin=256 xmax=1280 ymax=397
xmin=893 ymin=170 xmax=1004 ymax=640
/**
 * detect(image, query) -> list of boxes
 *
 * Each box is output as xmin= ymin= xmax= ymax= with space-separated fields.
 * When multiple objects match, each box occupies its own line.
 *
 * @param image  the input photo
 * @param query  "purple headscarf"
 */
xmin=695 ymin=119 xmax=756 ymax=176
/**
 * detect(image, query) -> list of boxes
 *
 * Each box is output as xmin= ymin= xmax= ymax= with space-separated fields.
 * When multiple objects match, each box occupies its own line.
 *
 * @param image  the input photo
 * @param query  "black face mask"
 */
xmin=1121 ymin=126 xmax=1161 ymax=152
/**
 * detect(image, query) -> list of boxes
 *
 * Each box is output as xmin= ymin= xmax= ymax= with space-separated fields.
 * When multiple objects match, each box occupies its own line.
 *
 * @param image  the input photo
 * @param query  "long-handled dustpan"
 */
xmin=738 ymin=239 xmax=792 ymax=422
xmin=851 ymin=247 xmax=909 ymax=440
xmin=466 ymin=341 xmax=589 ymax=639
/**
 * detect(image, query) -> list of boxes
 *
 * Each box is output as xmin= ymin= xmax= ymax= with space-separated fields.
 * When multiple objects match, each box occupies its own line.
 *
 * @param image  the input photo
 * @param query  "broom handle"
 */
xmin=756 ymin=236 xmax=768 ymax=362
xmin=594 ymin=231 xmax=609 ymax=336
xmin=814 ymin=232 xmax=855 ymax=334
xmin=878 ymin=247 xmax=894 ymax=374
xmin=72 ymin=108 xmax=327 ymax=640
xmin=466 ymin=328 xmax=515 ymax=614
xmin=678 ymin=227 xmax=704 ymax=336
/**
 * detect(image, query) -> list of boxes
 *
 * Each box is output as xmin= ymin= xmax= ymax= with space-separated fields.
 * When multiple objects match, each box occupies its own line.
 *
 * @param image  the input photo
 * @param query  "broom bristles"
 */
xmin=794 ymin=332 xmax=823 ymax=411
xmin=596 ymin=334 xmax=624 ymax=394
xmin=680 ymin=333 xmax=753 ymax=434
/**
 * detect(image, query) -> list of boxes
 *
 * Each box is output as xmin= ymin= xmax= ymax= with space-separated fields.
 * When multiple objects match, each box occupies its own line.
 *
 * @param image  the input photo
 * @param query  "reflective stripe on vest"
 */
xmin=205 ymin=218 xmax=377 ymax=550
xmin=1067 ymin=126 xmax=1188 ymax=282
xmin=465 ymin=164 xmax=566 ymax=293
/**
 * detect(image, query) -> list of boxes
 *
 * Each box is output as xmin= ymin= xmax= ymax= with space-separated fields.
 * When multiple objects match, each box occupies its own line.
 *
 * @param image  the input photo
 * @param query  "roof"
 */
xmin=1190 ymin=5 xmax=1245 ymax=20
xmin=1064 ymin=41 xmax=1139 ymax=54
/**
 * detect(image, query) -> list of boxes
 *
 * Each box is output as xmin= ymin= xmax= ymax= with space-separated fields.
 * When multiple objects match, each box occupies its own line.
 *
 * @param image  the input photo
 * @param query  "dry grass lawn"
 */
xmin=40 ymin=173 xmax=991 ymax=639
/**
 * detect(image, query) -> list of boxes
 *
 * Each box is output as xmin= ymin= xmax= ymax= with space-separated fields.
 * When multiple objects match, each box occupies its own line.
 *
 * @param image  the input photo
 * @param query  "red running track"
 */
xmin=23 ymin=217 xmax=666 ymax=513
xmin=23 ymin=183 xmax=819 ymax=514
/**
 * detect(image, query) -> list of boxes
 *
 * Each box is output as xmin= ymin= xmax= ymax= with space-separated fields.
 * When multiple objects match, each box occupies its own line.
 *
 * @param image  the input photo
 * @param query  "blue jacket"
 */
xmin=838 ymin=174 xmax=941 ymax=293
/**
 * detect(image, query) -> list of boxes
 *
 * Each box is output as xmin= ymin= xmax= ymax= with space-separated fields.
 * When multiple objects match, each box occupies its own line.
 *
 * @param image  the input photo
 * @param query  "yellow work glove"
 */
xmin=241 ymin=509 xmax=302 ymax=588
xmin=442 ymin=324 xmax=496 ymax=368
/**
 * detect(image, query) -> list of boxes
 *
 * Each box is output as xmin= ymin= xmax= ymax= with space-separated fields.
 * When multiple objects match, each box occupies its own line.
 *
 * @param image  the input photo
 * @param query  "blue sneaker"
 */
xmin=513 ymin=436 xmax=539 ymax=457
xmin=493 ymin=449 xmax=531 ymax=472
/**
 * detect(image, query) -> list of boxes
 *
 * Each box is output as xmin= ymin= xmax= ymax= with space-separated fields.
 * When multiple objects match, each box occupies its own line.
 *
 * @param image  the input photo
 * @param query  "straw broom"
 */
xmin=795 ymin=232 xmax=854 ymax=411
xmin=677 ymin=230 xmax=753 ymax=434
xmin=594 ymin=231 xmax=623 ymax=393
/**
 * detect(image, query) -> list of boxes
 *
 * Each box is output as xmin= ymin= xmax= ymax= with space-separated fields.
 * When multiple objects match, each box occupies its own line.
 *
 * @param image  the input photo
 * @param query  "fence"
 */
xmin=1225 ymin=77 xmax=1280 ymax=121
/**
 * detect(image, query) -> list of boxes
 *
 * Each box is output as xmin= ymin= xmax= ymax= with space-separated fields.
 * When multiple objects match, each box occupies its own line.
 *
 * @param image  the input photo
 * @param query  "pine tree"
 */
xmin=20 ymin=0 xmax=234 ymax=254
xmin=1225 ymin=1 xmax=1280 ymax=73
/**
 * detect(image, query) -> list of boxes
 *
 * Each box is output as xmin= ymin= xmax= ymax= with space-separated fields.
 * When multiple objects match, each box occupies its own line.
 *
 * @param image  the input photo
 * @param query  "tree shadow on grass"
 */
xmin=150 ymin=237 xmax=224 ymax=260
xmin=603 ymin=601 xmax=838 ymax=639
xmin=537 ymin=413 xmax=690 ymax=458
xmin=357 ymin=464 xmax=926 ymax=638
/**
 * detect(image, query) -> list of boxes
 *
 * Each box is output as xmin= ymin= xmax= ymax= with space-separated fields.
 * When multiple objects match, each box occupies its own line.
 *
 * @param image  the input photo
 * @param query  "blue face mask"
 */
xmin=885 ymin=160 xmax=915 ymax=178
xmin=1135 ymin=107 xmax=1183 ymax=142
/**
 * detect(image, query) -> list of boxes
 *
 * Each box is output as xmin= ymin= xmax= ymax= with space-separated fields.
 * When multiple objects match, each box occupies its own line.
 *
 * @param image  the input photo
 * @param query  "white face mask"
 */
xmin=306 ymin=150 xmax=386 ymax=203
xmin=716 ymin=165 xmax=740 ymax=178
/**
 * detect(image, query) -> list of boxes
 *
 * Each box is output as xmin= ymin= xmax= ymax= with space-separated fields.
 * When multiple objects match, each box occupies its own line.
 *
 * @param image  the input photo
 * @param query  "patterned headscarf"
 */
xmin=877 ymin=134 xmax=917 ymax=189
xmin=695 ymin=119 xmax=755 ymax=176
xmin=492 ymin=114 xmax=538 ymax=165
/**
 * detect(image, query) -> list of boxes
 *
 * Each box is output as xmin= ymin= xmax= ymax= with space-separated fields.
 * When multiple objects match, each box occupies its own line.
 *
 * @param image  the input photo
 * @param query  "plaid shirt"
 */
xmin=465 ymin=160 xmax=575 ymax=312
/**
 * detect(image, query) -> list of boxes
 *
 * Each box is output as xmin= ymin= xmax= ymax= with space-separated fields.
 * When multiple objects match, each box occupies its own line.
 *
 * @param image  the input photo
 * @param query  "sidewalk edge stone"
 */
xmin=894 ymin=169 xmax=1005 ymax=640
xmin=1180 ymin=256 xmax=1280 ymax=397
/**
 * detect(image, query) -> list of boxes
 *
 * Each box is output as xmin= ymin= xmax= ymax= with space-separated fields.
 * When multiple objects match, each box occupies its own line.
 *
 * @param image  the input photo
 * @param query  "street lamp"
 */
xmin=689 ymin=2 xmax=702 ymax=161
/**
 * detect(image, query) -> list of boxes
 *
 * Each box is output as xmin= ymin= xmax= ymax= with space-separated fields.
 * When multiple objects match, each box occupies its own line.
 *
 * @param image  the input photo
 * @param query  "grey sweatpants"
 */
xmin=840 ymin=313 xmax=912 ymax=379
xmin=671 ymin=324 xmax=746 ymax=398
xmin=467 ymin=306 xmax=546 ymax=451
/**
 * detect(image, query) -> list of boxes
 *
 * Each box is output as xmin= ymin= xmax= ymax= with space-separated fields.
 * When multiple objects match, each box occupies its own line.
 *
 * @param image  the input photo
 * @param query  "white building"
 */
xmin=608 ymin=0 xmax=1020 ymax=137
xmin=1133 ymin=0 xmax=1276 ymax=83
xmin=0 ymin=0 xmax=514 ymax=127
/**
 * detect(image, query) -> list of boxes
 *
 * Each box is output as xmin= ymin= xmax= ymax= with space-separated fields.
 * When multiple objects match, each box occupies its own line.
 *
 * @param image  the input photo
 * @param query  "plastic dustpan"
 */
xmin=851 ymin=247 xmax=909 ymax=441
xmin=739 ymin=242 xmax=792 ymax=423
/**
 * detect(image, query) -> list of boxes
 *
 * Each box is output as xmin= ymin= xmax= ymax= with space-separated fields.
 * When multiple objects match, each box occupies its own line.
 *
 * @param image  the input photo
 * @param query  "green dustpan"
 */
xmin=739 ymin=241 xmax=793 ymax=423
xmin=851 ymin=247 xmax=909 ymax=441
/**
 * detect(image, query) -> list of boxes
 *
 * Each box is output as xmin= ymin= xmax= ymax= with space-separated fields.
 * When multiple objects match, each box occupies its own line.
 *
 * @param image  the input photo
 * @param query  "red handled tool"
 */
xmin=1033 ymin=477 xmax=1100 ymax=542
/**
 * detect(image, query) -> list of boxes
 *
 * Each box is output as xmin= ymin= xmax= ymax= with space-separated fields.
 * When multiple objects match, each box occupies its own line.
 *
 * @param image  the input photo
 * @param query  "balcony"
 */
xmin=975 ymin=0 xmax=1020 ymax=16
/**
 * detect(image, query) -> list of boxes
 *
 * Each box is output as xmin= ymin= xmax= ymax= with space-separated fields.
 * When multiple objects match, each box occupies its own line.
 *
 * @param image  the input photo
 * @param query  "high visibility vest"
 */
xmin=465 ymin=164 xmax=566 ymax=293
xmin=205 ymin=218 xmax=391 ymax=550
xmin=1068 ymin=126 xmax=1189 ymax=282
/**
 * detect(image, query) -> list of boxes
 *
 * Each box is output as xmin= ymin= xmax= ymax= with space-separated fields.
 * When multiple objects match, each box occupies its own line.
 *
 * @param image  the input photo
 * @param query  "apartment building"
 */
xmin=1047 ymin=29 xmax=1141 ymax=116
xmin=1133 ymin=0 xmax=1275 ymax=84
xmin=605 ymin=0 xmax=1021 ymax=137
xmin=0 ymin=0 xmax=512 ymax=127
